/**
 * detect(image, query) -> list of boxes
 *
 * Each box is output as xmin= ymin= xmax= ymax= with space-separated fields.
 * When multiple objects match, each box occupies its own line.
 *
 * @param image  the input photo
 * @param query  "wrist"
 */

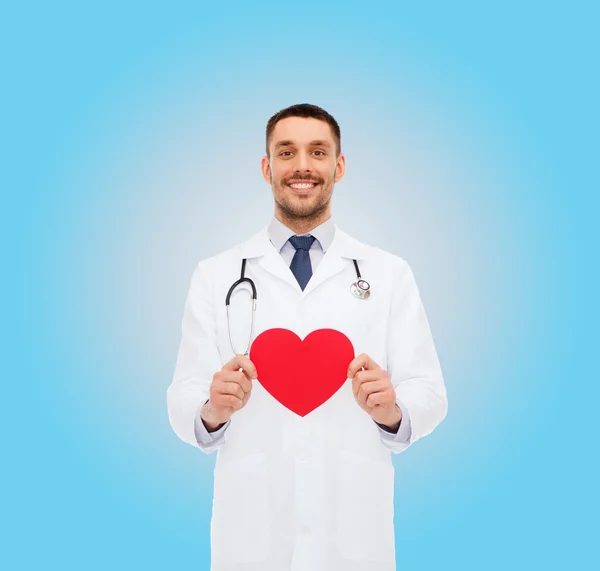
xmin=201 ymin=400 xmax=226 ymax=432
xmin=382 ymin=419 xmax=401 ymax=432
xmin=380 ymin=404 xmax=402 ymax=431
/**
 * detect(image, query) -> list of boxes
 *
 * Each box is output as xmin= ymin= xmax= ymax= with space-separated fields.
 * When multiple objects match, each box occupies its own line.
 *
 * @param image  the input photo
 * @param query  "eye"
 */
xmin=279 ymin=151 xmax=293 ymax=157
xmin=313 ymin=150 xmax=325 ymax=156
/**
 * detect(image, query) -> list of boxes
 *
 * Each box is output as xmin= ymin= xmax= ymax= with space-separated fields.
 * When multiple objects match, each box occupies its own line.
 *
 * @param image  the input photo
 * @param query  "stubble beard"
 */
xmin=273 ymin=179 xmax=334 ymax=227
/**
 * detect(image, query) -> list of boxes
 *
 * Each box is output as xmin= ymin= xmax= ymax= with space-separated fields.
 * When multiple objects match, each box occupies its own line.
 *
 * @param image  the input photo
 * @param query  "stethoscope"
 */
xmin=225 ymin=258 xmax=370 ymax=356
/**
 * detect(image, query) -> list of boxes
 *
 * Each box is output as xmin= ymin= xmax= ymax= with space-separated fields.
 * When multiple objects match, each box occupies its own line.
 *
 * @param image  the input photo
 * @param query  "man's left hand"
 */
xmin=347 ymin=353 xmax=401 ymax=430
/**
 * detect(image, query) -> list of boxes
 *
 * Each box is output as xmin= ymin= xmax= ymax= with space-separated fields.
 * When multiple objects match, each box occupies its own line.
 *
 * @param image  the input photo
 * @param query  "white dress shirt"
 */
xmin=193 ymin=215 xmax=412 ymax=448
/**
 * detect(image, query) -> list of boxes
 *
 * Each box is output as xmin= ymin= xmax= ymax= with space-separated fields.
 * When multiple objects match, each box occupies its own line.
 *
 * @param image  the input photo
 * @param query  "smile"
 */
xmin=288 ymin=182 xmax=318 ymax=194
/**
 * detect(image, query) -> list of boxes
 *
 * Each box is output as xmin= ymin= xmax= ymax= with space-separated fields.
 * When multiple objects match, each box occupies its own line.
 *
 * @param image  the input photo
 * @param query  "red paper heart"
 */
xmin=249 ymin=328 xmax=354 ymax=417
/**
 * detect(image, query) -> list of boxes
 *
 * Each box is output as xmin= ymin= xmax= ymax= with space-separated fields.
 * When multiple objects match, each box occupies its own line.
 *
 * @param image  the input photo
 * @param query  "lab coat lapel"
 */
xmin=259 ymin=245 xmax=300 ymax=291
xmin=301 ymin=226 xmax=364 ymax=297
xmin=238 ymin=227 xmax=299 ymax=291
xmin=238 ymin=224 xmax=366 ymax=296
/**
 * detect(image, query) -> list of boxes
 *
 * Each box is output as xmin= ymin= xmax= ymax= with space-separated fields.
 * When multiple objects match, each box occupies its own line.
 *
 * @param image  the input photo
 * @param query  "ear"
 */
xmin=261 ymin=156 xmax=272 ymax=184
xmin=334 ymin=153 xmax=346 ymax=183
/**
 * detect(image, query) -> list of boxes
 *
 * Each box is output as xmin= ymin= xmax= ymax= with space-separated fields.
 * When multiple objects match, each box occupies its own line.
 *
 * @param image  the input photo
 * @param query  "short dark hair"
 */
xmin=266 ymin=103 xmax=341 ymax=157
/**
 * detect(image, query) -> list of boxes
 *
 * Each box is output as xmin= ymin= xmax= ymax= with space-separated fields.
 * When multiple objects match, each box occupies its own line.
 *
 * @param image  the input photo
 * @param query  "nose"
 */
xmin=293 ymin=150 xmax=312 ymax=173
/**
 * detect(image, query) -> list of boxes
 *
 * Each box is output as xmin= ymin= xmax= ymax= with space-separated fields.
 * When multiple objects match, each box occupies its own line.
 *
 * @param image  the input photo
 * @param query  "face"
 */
xmin=261 ymin=117 xmax=345 ymax=221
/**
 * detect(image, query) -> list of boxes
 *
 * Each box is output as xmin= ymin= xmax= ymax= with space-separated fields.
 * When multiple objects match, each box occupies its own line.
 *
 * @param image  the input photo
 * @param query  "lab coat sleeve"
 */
xmin=167 ymin=261 xmax=229 ymax=454
xmin=380 ymin=259 xmax=448 ymax=454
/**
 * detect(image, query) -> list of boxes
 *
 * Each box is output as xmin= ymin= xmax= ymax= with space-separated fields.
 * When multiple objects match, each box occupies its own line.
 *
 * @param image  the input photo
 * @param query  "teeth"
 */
xmin=290 ymin=183 xmax=316 ymax=189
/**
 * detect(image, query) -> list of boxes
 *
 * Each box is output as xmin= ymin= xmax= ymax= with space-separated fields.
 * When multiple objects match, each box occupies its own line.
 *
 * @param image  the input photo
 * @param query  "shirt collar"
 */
xmin=267 ymin=215 xmax=335 ymax=253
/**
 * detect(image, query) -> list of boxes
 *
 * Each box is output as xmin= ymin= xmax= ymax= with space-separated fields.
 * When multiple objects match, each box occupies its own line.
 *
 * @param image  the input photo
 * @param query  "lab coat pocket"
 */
xmin=335 ymin=450 xmax=396 ymax=563
xmin=211 ymin=452 xmax=271 ymax=564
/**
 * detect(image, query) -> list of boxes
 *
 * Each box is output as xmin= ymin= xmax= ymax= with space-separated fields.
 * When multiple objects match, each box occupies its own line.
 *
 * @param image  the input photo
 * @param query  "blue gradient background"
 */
xmin=4 ymin=2 xmax=598 ymax=569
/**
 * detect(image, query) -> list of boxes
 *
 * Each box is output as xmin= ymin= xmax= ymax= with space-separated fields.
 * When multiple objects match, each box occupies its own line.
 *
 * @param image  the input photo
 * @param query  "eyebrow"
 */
xmin=274 ymin=139 xmax=332 ymax=149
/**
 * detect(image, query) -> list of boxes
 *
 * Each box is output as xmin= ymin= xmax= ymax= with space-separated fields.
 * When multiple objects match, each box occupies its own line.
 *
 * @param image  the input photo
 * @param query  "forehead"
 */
xmin=270 ymin=116 xmax=335 ymax=147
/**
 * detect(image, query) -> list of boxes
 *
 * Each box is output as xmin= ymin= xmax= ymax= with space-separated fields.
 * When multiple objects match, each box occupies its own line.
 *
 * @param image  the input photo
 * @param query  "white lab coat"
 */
xmin=167 ymin=224 xmax=448 ymax=571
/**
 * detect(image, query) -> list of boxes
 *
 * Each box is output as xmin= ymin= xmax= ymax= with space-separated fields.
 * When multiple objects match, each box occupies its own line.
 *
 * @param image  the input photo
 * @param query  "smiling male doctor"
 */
xmin=167 ymin=103 xmax=448 ymax=571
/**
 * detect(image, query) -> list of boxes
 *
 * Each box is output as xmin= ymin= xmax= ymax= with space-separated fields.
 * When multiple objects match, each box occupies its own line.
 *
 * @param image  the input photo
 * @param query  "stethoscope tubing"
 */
xmin=225 ymin=258 xmax=257 ymax=356
xmin=225 ymin=257 xmax=369 ymax=356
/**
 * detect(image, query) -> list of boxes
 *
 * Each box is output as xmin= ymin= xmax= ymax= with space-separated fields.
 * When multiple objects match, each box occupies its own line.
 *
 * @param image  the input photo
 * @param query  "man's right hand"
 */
xmin=201 ymin=354 xmax=258 ymax=431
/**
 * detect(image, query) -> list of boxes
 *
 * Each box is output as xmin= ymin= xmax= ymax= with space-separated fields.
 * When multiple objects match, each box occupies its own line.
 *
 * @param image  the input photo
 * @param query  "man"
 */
xmin=167 ymin=103 xmax=448 ymax=571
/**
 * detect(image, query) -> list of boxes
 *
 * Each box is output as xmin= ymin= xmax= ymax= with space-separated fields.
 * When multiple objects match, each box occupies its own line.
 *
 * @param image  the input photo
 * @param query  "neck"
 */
xmin=274 ymin=206 xmax=331 ymax=235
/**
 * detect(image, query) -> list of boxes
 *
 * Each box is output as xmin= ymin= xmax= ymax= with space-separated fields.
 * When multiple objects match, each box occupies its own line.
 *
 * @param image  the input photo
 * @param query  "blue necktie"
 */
xmin=289 ymin=235 xmax=316 ymax=291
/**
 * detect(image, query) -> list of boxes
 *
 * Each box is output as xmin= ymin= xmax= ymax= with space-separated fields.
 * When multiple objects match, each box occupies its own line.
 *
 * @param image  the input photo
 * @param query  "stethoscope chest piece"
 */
xmin=351 ymin=278 xmax=371 ymax=299
xmin=350 ymin=259 xmax=370 ymax=299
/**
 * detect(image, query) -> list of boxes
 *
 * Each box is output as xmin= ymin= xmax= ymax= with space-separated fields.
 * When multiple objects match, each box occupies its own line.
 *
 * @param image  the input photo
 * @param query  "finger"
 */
xmin=365 ymin=389 xmax=395 ymax=408
xmin=231 ymin=370 xmax=253 ymax=393
xmin=217 ymin=380 xmax=245 ymax=400
xmin=214 ymin=392 xmax=243 ymax=411
xmin=354 ymin=380 xmax=388 ymax=406
xmin=220 ymin=361 xmax=256 ymax=387
xmin=241 ymin=387 xmax=252 ymax=406
xmin=236 ymin=373 xmax=252 ymax=394
xmin=216 ymin=370 xmax=252 ymax=393
xmin=347 ymin=353 xmax=381 ymax=379
xmin=351 ymin=370 xmax=384 ymax=395
xmin=223 ymin=354 xmax=258 ymax=380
